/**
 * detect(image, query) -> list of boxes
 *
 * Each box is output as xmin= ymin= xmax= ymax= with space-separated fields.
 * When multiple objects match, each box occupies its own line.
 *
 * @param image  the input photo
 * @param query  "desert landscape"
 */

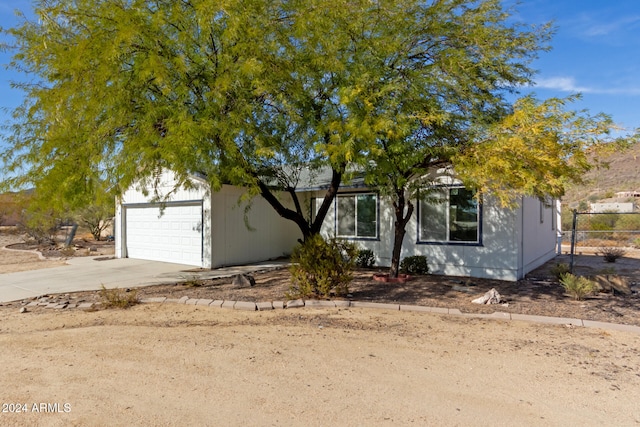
xmin=1 ymin=229 xmax=640 ymax=425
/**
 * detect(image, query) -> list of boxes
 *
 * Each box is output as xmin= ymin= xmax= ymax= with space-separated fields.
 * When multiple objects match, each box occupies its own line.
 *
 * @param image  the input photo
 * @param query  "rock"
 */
xmin=19 ymin=307 xmax=28 ymax=313
xmin=232 ymin=274 xmax=256 ymax=288
xmin=472 ymin=288 xmax=502 ymax=304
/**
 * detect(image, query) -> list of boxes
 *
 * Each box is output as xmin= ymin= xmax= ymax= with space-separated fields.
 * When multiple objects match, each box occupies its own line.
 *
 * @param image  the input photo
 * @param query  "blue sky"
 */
xmin=1 ymin=0 xmax=639 ymax=157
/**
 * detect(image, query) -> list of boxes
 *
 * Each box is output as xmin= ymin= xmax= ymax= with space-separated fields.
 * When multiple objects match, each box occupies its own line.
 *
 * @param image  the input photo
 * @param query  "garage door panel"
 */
xmin=125 ymin=203 xmax=203 ymax=267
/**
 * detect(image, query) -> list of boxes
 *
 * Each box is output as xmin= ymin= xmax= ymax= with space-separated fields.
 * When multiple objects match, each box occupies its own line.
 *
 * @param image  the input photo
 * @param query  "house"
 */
xmin=114 ymin=170 xmax=300 ymax=268
xmin=590 ymin=202 xmax=635 ymax=213
xmin=116 ymin=168 xmax=559 ymax=282
xmin=296 ymin=169 xmax=560 ymax=282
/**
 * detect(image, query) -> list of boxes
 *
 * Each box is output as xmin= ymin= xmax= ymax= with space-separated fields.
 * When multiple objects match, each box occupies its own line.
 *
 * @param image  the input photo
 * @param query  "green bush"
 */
xmin=550 ymin=262 xmax=570 ymax=280
xmin=355 ymin=249 xmax=375 ymax=268
xmin=559 ymin=273 xmax=597 ymax=301
xmin=288 ymin=235 xmax=358 ymax=299
xmin=400 ymin=255 xmax=429 ymax=275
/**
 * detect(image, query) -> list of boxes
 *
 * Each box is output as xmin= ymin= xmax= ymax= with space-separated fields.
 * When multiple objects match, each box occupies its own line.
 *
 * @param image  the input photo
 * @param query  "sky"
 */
xmin=0 ymin=0 xmax=639 ymax=159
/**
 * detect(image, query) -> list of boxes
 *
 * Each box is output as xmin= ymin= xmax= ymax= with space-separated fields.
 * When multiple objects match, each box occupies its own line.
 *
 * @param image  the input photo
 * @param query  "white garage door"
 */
xmin=124 ymin=202 xmax=203 ymax=267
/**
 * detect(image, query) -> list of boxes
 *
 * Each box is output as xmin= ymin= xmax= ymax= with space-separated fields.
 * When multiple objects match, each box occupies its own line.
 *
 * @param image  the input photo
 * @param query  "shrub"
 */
xmin=599 ymin=246 xmax=626 ymax=263
xmin=355 ymin=249 xmax=375 ymax=268
xmin=400 ymin=255 xmax=429 ymax=275
xmin=559 ymin=274 xmax=598 ymax=301
xmin=288 ymin=235 xmax=358 ymax=299
xmin=99 ymin=285 xmax=139 ymax=308
xmin=550 ymin=262 xmax=570 ymax=280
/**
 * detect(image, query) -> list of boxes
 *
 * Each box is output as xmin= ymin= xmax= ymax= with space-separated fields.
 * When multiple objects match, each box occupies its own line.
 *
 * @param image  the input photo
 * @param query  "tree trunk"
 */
xmin=256 ymin=167 xmax=343 ymax=241
xmin=64 ymin=223 xmax=78 ymax=247
xmin=389 ymin=193 xmax=414 ymax=278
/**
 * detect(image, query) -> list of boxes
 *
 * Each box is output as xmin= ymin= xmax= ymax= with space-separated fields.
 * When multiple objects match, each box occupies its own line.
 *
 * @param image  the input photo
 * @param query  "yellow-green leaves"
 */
xmin=454 ymin=96 xmax=632 ymax=207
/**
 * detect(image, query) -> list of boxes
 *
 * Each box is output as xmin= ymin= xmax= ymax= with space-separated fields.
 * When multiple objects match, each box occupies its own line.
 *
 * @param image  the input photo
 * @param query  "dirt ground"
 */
xmin=2 ymin=230 xmax=640 ymax=425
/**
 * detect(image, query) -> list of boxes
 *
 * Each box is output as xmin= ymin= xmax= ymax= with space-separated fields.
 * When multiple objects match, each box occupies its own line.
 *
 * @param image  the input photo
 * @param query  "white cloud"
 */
xmin=581 ymin=15 xmax=640 ymax=37
xmin=534 ymin=77 xmax=593 ymax=93
xmin=533 ymin=76 xmax=640 ymax=96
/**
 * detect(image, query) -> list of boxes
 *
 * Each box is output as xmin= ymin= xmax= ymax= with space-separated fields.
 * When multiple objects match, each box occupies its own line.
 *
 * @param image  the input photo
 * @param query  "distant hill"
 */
xmin=562 ymin=142 xmax=640 ymax=209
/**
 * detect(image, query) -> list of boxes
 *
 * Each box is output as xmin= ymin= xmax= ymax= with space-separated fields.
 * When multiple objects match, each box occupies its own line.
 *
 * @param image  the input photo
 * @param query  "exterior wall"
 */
xmin=518 ymin=197 xmax=559 ymax=278
xmin=312 ymin=189 xmax=557 ymax=281
xmin=210 ymin=186 xmax=301 ymax=267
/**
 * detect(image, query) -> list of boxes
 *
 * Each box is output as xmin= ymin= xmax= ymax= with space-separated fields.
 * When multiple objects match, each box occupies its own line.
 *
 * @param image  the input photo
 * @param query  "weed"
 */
xmin=599 ymin=246 xmax=626 ymax=263
xmin=550 ymin=263 xmax=570 ymax=280
xmin=559 ymin=274 xmax=598 ymax=301
xmin=99 ymin=285 xmax=139 ymax=308
xmin=180 ymin=274 xmax=205 ymax=287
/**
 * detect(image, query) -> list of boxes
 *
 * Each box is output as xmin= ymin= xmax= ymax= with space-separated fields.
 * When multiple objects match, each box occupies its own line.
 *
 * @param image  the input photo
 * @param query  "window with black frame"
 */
xmin=419 ymin=187 xmax=479 ymax=243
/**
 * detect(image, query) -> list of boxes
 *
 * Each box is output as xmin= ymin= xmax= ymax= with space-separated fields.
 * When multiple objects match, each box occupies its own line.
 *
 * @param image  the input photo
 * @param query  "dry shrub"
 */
xmin=99 ymin=285 xmax=139 ymax=308
xmin=599 ymin=246 xmax=626 ymax=263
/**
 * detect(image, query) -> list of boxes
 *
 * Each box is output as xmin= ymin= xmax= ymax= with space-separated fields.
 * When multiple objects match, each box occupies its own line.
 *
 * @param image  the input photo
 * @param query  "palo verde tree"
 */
xmin=2 ymin=0 xmax=633 ymax=260
xmin=1 ymin=0 xmax=396 ymax=239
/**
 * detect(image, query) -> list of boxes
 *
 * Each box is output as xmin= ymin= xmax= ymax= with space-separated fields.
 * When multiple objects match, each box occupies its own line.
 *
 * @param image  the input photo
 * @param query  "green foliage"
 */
xmin=78 ymin=204 xmax=114 ymax=241
xmin=559 ymin=274 xmax=598 ymax=301
xmin=0 ymin=0 xmax=553 ymax=242
xmin=615 ymin=214 xmax=640 ymax=231
xmin=550 ymin=263 xmax=570 ymax=280
xmin=355 ymin=249 xmax=375 ymax=268
xmin=288 ymin=235 xmax=358 ymax=299
xmin=99 ymin=285 xmax=139 ymax=309
xmin=588 ymin=213 xmax=618 ymax=231
xmin=400 ymin=256 xmax=429 ymax=275
xmin=454 ymin=96 xmax=633 ymax=208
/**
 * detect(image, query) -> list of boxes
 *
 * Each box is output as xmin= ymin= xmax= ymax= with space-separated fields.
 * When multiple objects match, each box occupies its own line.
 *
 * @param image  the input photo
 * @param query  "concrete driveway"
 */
xmin=0 ymin=256 xmax=288 ymax=303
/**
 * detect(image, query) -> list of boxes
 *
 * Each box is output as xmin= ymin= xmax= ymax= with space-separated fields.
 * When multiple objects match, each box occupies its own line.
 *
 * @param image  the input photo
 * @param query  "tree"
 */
xmin=0 ymin=0 xmax=554 ymax=243
xmin=2 ymin=0 xmax=632 ymax=275
xmin=1 ymin=0 xmax=390 ymax=239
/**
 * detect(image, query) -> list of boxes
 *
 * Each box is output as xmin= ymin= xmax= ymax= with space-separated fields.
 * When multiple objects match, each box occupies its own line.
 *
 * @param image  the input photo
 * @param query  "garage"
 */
xmin=115 ymin=169 xmax=301 ymax=269
xmin=123 ymin=202 xmax=204 ymax=267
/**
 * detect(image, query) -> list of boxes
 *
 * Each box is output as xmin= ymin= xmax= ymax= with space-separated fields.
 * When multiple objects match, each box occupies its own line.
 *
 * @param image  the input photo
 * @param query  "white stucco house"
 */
xmin=297 ymin=169 xmax=560 ymax=282
xmin=115 ymin=168 xmax=560 ymax=281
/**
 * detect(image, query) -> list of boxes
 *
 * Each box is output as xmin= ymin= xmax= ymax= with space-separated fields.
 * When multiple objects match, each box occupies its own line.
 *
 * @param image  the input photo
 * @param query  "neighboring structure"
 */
xmin=114 ymin=170 xmax=300 ymax=268
xmin=116 ymin=168 xmax=559 ymax=281
xmin=590 ymin=202 xmax=635 ymax=213
xmin=615 ymin=191 xmax=640 ymax=198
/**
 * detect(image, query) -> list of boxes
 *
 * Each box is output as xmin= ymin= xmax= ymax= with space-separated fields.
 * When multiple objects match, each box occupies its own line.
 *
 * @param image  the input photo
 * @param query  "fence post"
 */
xmin=569 ymin=209 xmax=577 ymax=274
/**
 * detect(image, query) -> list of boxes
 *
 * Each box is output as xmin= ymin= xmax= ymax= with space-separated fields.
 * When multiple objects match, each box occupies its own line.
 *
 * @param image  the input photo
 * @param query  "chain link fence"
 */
xmin=561 ymin=211 xmax=640 ymax=272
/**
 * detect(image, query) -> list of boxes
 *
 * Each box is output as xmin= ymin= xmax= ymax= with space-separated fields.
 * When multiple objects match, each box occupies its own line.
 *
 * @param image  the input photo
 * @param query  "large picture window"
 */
xmin=419 ymin=187 xmax=479 ymax=243
xmin=337 ymin=193 xmax=377 ymax=238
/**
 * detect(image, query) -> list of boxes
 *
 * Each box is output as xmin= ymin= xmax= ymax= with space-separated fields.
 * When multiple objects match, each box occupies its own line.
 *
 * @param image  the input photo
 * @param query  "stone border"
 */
xmin=17 ymin=296 xmax=640 ymax=335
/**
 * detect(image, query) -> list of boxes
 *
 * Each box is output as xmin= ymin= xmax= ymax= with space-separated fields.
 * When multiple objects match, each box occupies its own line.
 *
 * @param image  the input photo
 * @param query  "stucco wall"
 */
xmin=210 ymin=186 xmax=301 ymax=267
xmin=311 ymin=190 xmax=554 ymax=281
xmin=519 ymin=197 xmax=559 ymax=277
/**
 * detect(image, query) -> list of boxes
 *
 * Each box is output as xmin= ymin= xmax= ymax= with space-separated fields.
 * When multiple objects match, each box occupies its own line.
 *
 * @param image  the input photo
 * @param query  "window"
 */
xmin=336 ymin=193 xmax=377 ymax=238
xmin=419 ymin=187 xmax=479 ymax=243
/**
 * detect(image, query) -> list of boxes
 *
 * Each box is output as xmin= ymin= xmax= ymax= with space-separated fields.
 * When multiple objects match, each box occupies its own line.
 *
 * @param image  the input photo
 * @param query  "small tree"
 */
xmin=78 ymin=206 xmax=113 ymax=241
